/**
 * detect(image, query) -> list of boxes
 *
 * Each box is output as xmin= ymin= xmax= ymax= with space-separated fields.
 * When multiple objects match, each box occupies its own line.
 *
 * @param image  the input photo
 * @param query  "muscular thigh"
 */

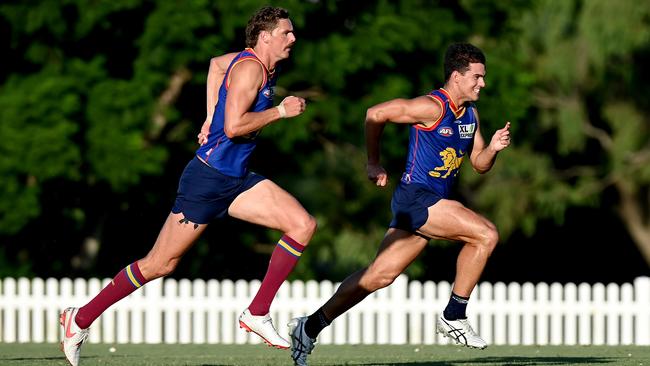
xmin=227 ymin=179 xmax=310 ymax=233
xmin=417 ymin=199 xmax=494 ymax=243
xmin=141 ymin=212 xmax=208 ymax=270
xmin=368 ymin=228 xmax=429 ymax=276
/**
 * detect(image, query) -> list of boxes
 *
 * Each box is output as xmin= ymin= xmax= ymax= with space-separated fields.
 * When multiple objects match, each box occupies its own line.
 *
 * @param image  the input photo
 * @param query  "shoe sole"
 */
xmin=239 ymin=320 xmax=290 ymax=349
xmin=436 ymin=320 xmax=487 ymax=350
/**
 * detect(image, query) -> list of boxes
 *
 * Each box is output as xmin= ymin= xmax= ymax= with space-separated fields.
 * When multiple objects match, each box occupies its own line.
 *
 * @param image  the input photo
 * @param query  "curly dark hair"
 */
xmin=245 ymin=6 xmax=290 ymax=48
xmin=444 ymin=43 xmax=486 ymax=82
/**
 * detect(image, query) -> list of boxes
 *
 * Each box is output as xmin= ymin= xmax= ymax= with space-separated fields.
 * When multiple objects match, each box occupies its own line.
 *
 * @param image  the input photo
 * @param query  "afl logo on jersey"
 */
xmin=262 ymin=86 xmax=275 ymax=99
xmin=437 ymin=127 xmax=454 ymax=137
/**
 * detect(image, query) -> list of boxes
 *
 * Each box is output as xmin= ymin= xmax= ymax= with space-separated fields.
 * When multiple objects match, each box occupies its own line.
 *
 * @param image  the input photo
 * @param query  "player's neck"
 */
xmin=442 ymin=84 xmax=466 ymax=106
xmin=251 ymin=46 xmax=276 ymax=72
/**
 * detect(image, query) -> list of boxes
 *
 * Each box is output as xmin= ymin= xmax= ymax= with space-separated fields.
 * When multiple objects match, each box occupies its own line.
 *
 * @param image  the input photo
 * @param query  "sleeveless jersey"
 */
xmin=400 ymin=88 xmax=477 ymax=198
xmin=196 ymin=48 xmax=277 ymax=177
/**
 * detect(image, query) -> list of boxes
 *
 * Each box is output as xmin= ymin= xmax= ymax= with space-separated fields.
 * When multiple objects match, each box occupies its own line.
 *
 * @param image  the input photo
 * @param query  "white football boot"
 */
xmin=238 ymin=308 xmax=290 ymax=349
xmin=436 ymin=314 xmax=487 ymax=349
xmin=288 ymin=317 xmax=317 ymax=366
xmin=60 ymin=307 xmax=89 ymax=366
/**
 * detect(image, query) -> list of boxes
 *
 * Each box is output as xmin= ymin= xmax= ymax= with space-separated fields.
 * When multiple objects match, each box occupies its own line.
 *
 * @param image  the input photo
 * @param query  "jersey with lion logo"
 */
xmin=400 ymin=88 xmax=477 ymax=198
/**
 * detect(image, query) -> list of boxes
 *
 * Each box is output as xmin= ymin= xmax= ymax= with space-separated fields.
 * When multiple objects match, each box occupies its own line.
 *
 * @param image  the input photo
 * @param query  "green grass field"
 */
xmin=1 ymin=343 xmax=648 ymax=365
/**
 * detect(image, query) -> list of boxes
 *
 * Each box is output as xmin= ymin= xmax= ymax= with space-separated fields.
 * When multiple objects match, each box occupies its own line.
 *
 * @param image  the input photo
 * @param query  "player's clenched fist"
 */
xmin=367 ymin=163 xmax=388 ymax=187
xmin=277 ymin=96 xmax=306 ymax=118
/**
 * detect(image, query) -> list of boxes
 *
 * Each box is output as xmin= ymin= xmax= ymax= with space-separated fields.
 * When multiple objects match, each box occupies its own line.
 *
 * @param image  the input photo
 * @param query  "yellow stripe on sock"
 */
xmin=125 ymin=265 xmax=142 ymax=288
xmin=278 ymin=239 xmax=302 ymax=257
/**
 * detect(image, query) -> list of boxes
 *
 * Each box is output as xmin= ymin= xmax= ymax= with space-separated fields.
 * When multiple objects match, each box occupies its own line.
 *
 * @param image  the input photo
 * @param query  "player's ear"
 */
xmin=451 ymin=70 xmax=461 ymax=83
xmin=260 ymin=30 xmax=271 ymax=44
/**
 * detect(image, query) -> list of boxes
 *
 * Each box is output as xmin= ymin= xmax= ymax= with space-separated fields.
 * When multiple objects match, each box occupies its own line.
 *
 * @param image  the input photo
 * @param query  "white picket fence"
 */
xmin=1 ymin=275 xmax=649 ymax=345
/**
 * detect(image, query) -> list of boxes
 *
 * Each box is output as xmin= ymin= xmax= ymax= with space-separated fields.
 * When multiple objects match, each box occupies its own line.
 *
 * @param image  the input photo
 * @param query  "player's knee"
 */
xmin=372 ymin=274 xmax=397 ymax=291
xmin=305 ymin=214 xmax=318 ymax=236
xmin=363 ymin=270 xmax=398 ymax=291
xmin=291 ymin=214 xmax=317 ymax=245
xmin=480 ymin=224 xmax=499 ymax=253
xmin=143 ymin=258 xmax=180 ymax=279
xmin=159 ymin=259 xmax=180 ymax=277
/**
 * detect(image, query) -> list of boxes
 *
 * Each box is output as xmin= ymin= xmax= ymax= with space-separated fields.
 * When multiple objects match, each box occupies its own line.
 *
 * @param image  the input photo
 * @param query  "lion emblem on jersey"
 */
xmin=429 ymin=147 xmax=463 ymax=178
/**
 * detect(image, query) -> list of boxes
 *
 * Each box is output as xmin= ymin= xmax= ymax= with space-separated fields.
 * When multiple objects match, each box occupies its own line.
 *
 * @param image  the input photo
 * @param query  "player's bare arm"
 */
xmin=365 ymin=96 xmax=443 ymax=186
xmin=207 ymin=53 xmax=237 ymax=120
xmin=224 ymin=60 xmax=305 ymax=138
xmin=198 ymin=53 xmax=238 ymax=145
xmin=469 ymin=108 xmax=511 ymax=173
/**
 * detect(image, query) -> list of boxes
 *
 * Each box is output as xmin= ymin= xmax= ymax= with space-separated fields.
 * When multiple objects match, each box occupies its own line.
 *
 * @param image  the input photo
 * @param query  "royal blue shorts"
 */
xmin=171 ymin=156 xmax=265 ymax=224
xmin=389 ymin=182 xmax=443 ymax=232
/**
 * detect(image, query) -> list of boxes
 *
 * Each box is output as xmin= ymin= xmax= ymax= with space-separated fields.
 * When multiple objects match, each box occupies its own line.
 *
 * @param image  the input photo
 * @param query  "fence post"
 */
xmin=621 ymin=283 xmax=634 ymax=345
xmin=407 ymin=280 xmax=423 ymax=344
xmin=422 ymin=280 xmax=437 ymax=345
xmin=535 ymin=282 xmax=549 ymax=345
xmin=31 ymin=278 xmax=45 ymax=343
xmin=178 ymin=279 xmax=192 ymax=344
xmin=163 ymin=279 xmax=178 ymax=344
xmin=3 ymin=278 xmax=16 ymax=342
xmin=206 ymin=279 xmax=220 ymax=344
xmin=493 ymin=282 xmax=507 ymax=345
xmin=592 ymin=283 xmax=606 ymax=345
xmin=18 ymin=277 xmax=31 ymax=342
xmin=45 ymin=278 xmax=60 ymax=343
xmin=578 ymin=283 xmax=591 ymax=345
xmin=145 ymin=278 xmax=163 ymax=344
xmin=549 ymin=282 xmax=563 ymax=345
xmin=635 ymin=277 xmax=650 ymax=345
xmin=564 ymin=283 xmax=578 ymax=345
xmin=220 ymin=279 xmax=234 ymax=344
xmin=521 ymin=282 xmax=535 ymax=345
xmin=192 ymin=279 xmax=206 ymax=344
xmin=507 ymin=282 xmax=521 ymax=345
xmin=390 ymin=275 xmax=408 ymax=344
xmin=606 ymin=283 xmax=619 ymax=345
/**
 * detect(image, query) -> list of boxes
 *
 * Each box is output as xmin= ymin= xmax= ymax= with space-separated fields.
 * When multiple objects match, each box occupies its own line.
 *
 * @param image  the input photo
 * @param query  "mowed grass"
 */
xmin=1 ymin=343 xmax=648 ymax=365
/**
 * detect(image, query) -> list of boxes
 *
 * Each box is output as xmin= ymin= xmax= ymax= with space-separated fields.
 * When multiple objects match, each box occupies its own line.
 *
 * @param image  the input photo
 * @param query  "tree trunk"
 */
xmin=616 ymin=182 xmax=650 ymax=267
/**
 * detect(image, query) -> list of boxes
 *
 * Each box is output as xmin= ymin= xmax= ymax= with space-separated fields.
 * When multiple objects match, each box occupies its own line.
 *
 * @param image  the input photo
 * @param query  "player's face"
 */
xmin=270 ymin=18 xmax=296 ymax=60
xmin=458 ymin=62 xmax=486 ymax=102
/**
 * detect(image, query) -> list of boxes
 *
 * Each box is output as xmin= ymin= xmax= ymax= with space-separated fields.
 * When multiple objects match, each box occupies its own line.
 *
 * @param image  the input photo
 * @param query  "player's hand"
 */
xmin=197 ymin=119 xmax=211 ymax=145
xmin=279 ymin=96 xmax=306 ymax=118
xmin=490 ymin=121 xmax=511 ymax=152
xmin=367 ymin=163 xmax=388 ymax=187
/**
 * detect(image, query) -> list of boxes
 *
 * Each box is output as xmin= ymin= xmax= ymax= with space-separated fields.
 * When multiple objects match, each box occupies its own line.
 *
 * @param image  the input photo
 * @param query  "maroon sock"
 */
xmin=248 ymin=235 xmax=305 ymax=315
xmin=74 ymin=261 xmax=148 ymax=329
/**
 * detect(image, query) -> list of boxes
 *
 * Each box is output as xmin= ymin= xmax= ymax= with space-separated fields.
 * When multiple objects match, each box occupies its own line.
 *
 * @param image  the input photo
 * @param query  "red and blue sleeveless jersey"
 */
xmin=196 ymin=48 xmax=277 ymax=177
xmin=400 ymin=88 xmax=477 ymax=198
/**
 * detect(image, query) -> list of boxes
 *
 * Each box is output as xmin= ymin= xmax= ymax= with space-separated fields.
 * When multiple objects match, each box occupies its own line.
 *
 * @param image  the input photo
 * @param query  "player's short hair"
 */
xmin=245 ymin=6 xmax=290 ymax=48
xmin=444 ymin=43 xmax=486 ymax=82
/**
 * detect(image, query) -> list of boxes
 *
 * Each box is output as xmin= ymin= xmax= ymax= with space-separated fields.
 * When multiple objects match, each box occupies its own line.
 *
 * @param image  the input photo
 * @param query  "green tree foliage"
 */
xmin=466 ymin=0 xmax=650 ymax=265
xmin=0 ymin=70 xmax=83 ymax=234
xmin=0 ymin=0 xmax=647 ymax=280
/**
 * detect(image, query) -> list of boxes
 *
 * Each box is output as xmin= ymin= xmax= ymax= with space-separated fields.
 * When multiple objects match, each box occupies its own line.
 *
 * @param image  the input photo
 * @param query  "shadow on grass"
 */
xmin=193 ymin=356 xmax=618 ymax=366
xmin=1 ymin=355 xmax=98 ymax=361
xmin=352 ymin=356 xmax=617 ymax=365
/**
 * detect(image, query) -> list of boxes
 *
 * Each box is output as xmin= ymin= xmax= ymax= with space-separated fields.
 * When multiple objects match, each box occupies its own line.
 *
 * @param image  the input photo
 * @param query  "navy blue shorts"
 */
xmin=389 ymin=182 xmax=443 ymax=232
xmin=171 ymin=157 xmax=265 ymax=224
